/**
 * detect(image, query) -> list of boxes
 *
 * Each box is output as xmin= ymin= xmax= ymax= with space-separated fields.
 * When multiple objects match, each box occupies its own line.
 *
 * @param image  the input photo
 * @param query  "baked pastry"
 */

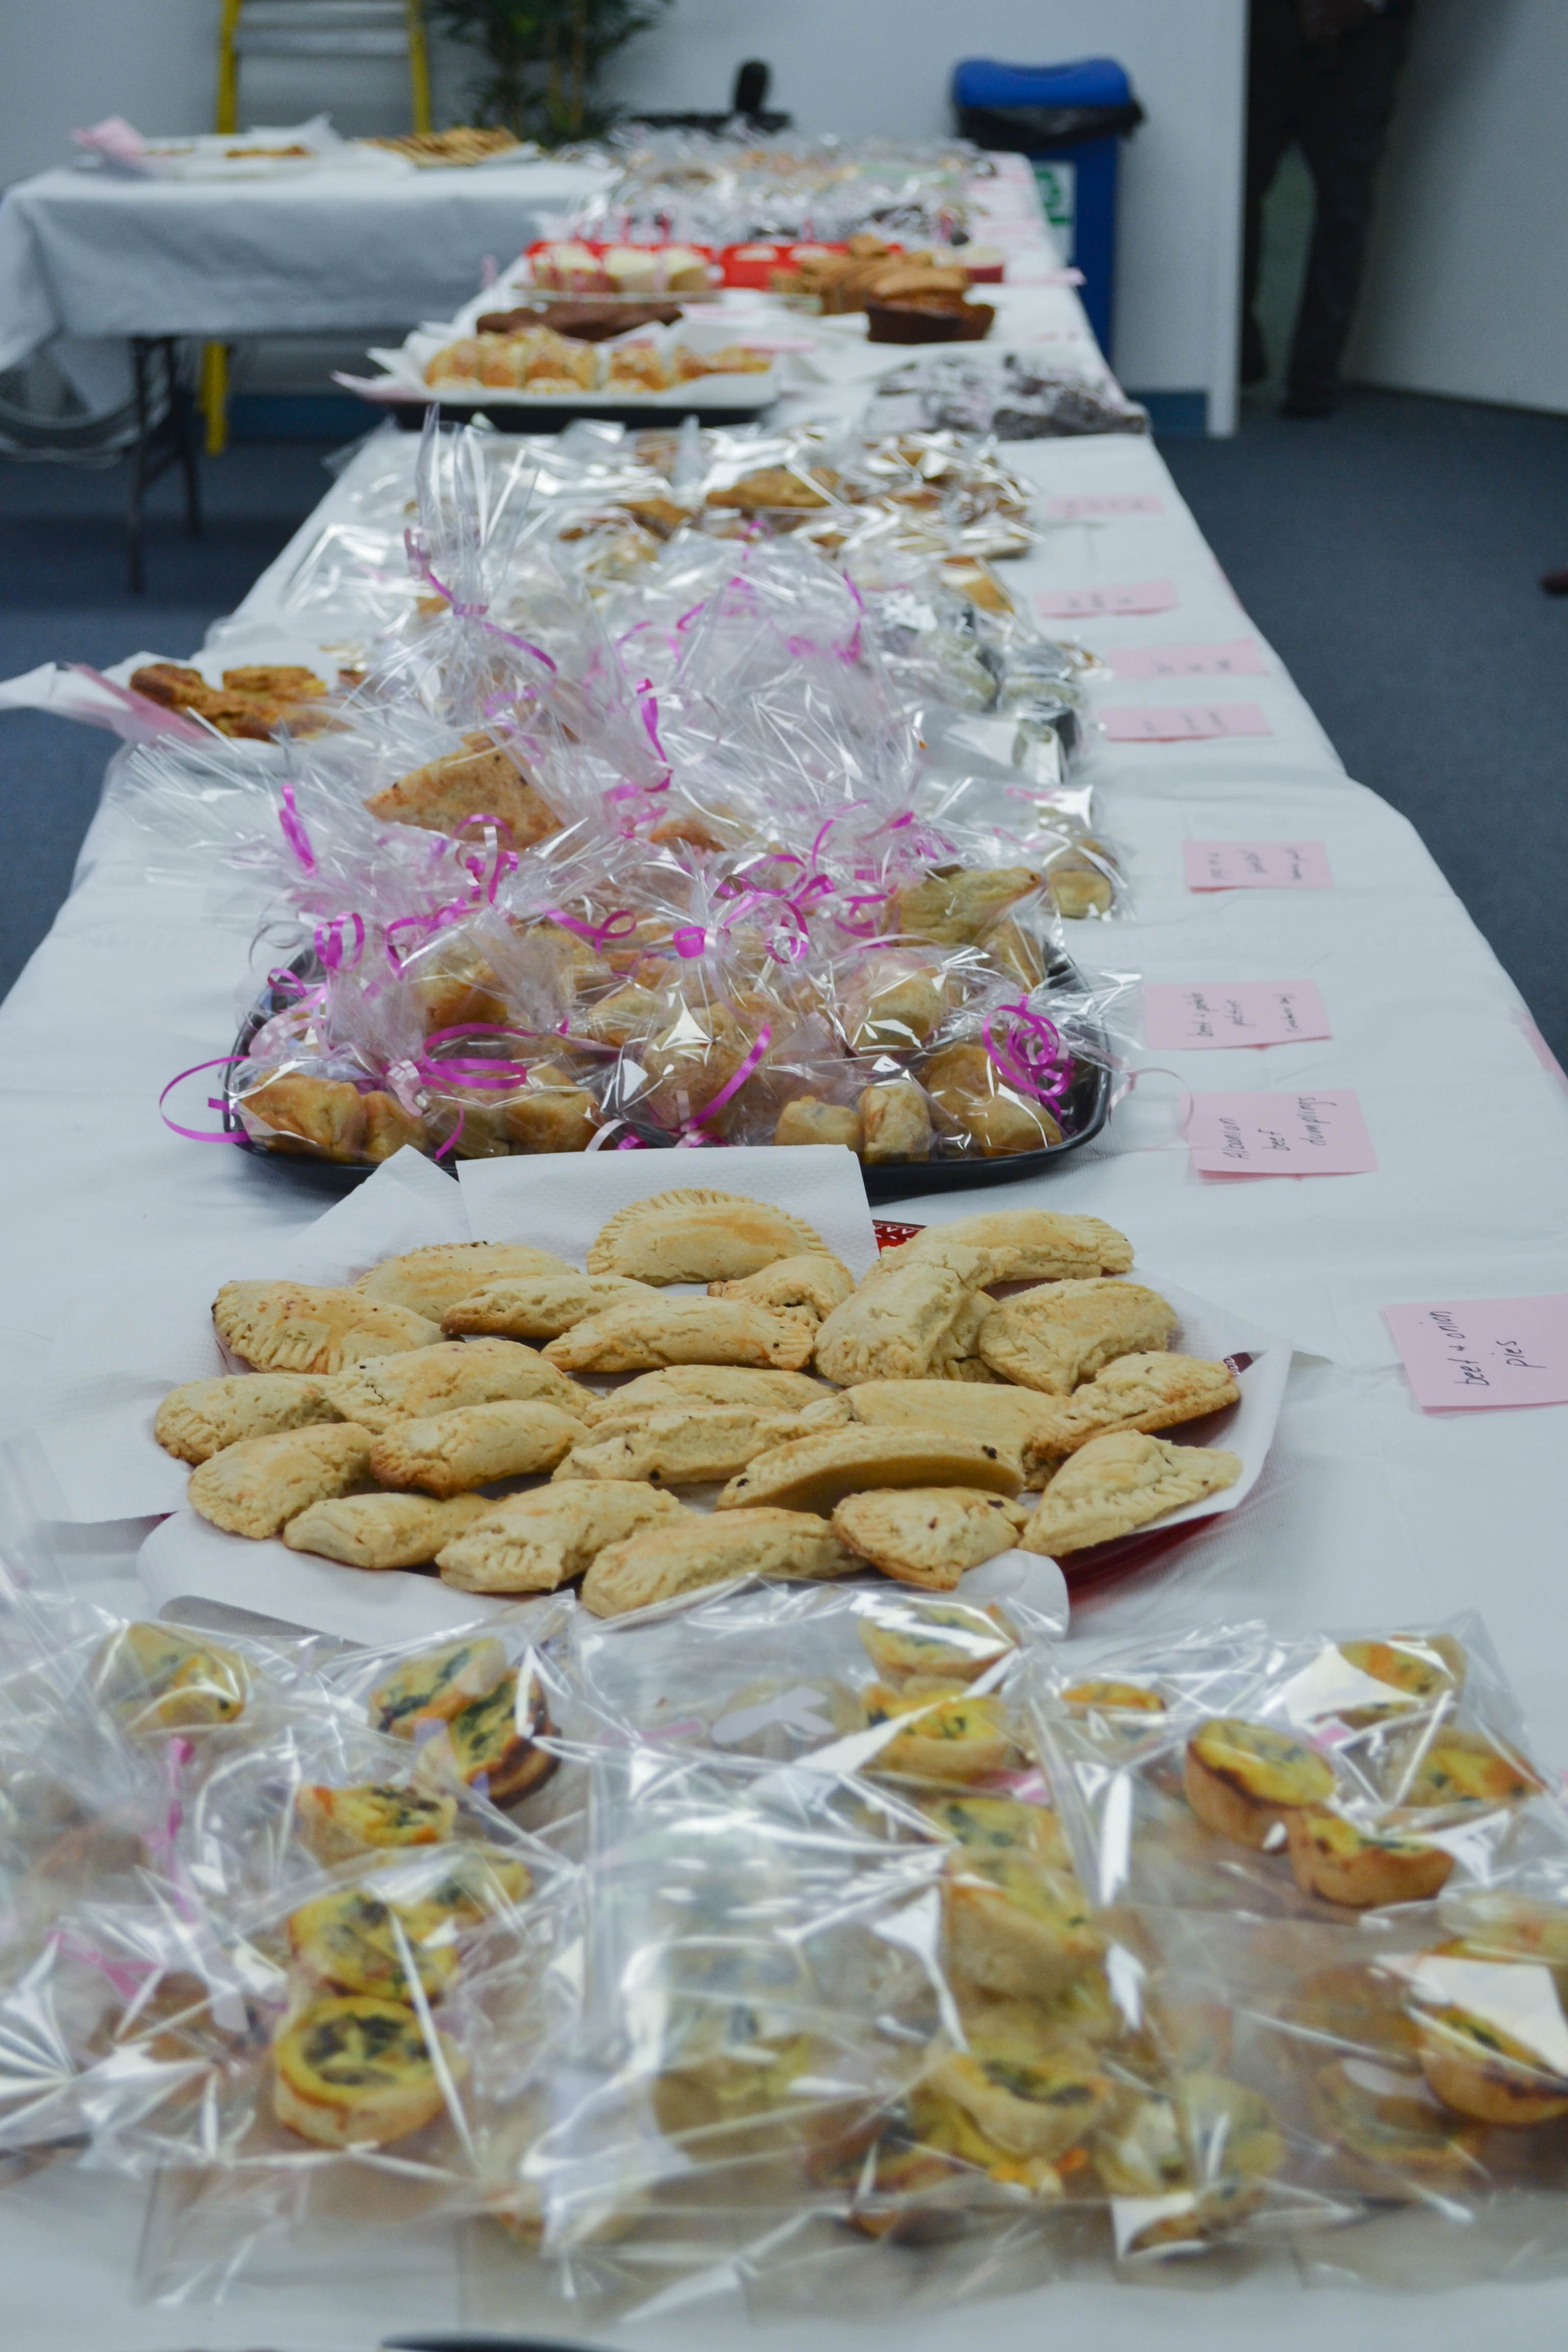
xmin=92 ymin=1621 xmax=248 ymax=1734
xmin=355 ymin=1243 xmax=573 ymax=1318
xmin=414 ymin=1670 xmax=557 ymax=1805
xmin=842 ymin=960 xmax=945 ymax=1053
xmin=273 ymin=1995 xmax=460 ymax=2147
xmin=926 ymin=2025 xmax=1114 ymax=2161
xmin=283 ymin=1491 xmax=490 ymax=1571
xmin=368 ymin=1635 xmax=510 ymax=1737
xmin=239 ymin=1073 xmax=370 ymax=1162
xmin=287 ymin=1888 xmax=457 ymax=2002
xmin=580 ymin=1507 xmax=858 ymax=1616
xmin=1307 ymin=2056 xmax=1483 ymax=2188
xmin=944 ymin=1849 xmax=1102 ymax=1995
xmin=586 ymin=1189 xmax=827 ymax=1282
xmin=1019 ymin=1353 xmax=1240 ymax=1477
xmin=921 ymin=1042 xmax=1062 ymax=1156
xmin=1393 ymin=1730 xmax=1544 ymax=1810
xmin=1022 ymin=1432 xmax=1240 ymax=1555
xmin=296 ymin=1782 xmax=458 ymax=1864
xmin=1335 ymin=1634 xmax=1467 ymax=1719
xmin=977 ymin=1280 xmax=1178 ymax=1396
xmin=859 ymin=1079 xmax=933 ymax=1163
xmin=404 ymin=1844 xmax=532 ymax=1923
xmin=832 ymin=1488 xmax=1029 ymax=1590
xmin=1060 ymin=1679 xmax=1166 ymax=1714
xmin=188 ymin=1423 xmax=375 ymax=1539
xmin=554 ymin=1406 xmax=778 ymax=1487
xmin=865 ymin=1685 xmax=1013 ymax=1781
xmin=442 ymin=1273 xmax=654 ymax=1339
xmin=705 ymin=464 xmax=836 ymax=512
xmin=369 ymin=1399 xmax=585 ymax=1497
xmin=773 ymin=1096 xmax=861 ymax=1149
xmin=812 ymin=1242 xmax=998 ymax=1386
xmin=883 ymin=1211 xmax=1133 ymax=1284
xmin=577 ymin=1365 xmax=828 ymax=1423
xmin=708 ymin=1253 xmax=854 ymax=1318
xmin=1285 ymin=1808 xmax=1453 ymax=1908
xmin=363 ymin=734 xmax=560 ymax=847
xmin=362 ymin=1091 xmax=427 ymax=1161
xmin=860 ymin=1604 xmax=1016 ymax=1687
xmin=1048 ymin=863 xmax=1115 ymax=920
xmin=840 ymin=1378 xmax=1060 ymax=1454
xmin=323 ymin=1337 xmax=590 ymax=1432
xmin=1412 ymin=1945 xmax=1568 ymax=2125
xmin=154 ymin=1373 xmax=341 ymax=1464
xmin=543 ymin=1297 xmax=818 ymax=1374
xmin=894 ymin=867 xmax=1042 ymax=947
xmin=717 ymin=1427 xmax=1021 ymax=1516
xmin=437 ymin=1481 xmax=689 ymax=1593
xmin=213 ymin=1281 xmax=441 ymax=1375
xmin=502 ymin=1067 xmax=601 ymax=1154
xmin=1184 ymin=1718 xmax=1336 ymax=1849
xmin=605 ymin=342 xmax=674 ymax=392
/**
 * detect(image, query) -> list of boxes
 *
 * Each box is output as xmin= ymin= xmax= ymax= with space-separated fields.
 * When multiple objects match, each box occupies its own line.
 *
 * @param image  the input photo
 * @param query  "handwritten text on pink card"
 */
xmin=1383 ymin=1296 xmax=1568 ymax=1411
xmin=1113 ymin=638 xmax=1266 ymax=681
xmin=1103 ymin=701 xmax=1271 ymax=743
xmin=1045 ymin=493 xmax=1165 ymax=520
xmin=1036 ymin=579 xmax=1178 ymax=619
xmin=1184 ymin=840 xmax=1333 ymax=890
xmin=1186 ymin=1090 xmax=1377 ymax=1177
xmin=1143 ymin=980 xmax=1330 ymax=1051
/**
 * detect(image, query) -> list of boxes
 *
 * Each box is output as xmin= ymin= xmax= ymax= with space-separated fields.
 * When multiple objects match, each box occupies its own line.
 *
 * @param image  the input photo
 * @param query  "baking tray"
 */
xmin=222 ymin=946 xmax=1112 ymax=1198
xmin=386 ymin=393 xmax=779 ymax=432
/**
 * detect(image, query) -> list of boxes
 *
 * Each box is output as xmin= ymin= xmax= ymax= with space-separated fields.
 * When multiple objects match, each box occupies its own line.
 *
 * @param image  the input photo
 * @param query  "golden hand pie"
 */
xmin=1184 ymin=1717 xmax=1336 ymax=1849
xmin=586 ymin=1188 xmax=828 ymax=1282
xmin=841 ymin=1377 xmax=1060 ymax=1454
xmin=239 ymin=1073 xmax=370 ymax=1163
xmin=812 ymin=1242 xmax=998 ymax=1386
xmin=323 ymin=1336 xmax=590 ymax=1431
xmin=859 ymin=1079 xmax=933 ymax=1163
xmin=273 ymin=1995 xmax=462 ymax=2147
xmin=370 ymin=1399 xmax=585 ymax=1497
xmin=1022 ymin=1431 xmax=1239 ymax=1555
xmin=576 ymin=1365 xmax=828 ymax=1423
xmin=920 ymin=1043 xmax=1062 ymax=1157
xmin=354 ymin=1242 xmax=573 ymax=1319
xmin=894 ymin=866 xmax=1042 ymax=946
xmin=884 ymin=1210 xmax=1133 ymax=1284
xmin=187 ymin=1423 xmax=375 ymax=1539
xmin=553 ymin=1406 xmax=778 ymax=1487
xmin=213 ymin=1281 xmax=440 ymax=1375
xmin=283 ymin=1491 xmax=491 ymax=1571
xmin=977 ymin=1279 xmax=1178 ymax=1395
xmin=707 ymin=1252 xmax=854 ymax=1318
xmin=437 ymin=1481 xmax=689 ymax=1593
xmin=717 ymin=1427 xmax=1020 ymax=1516
xmin=441 ymin=1273 xmax=655 ymax=1339
xmin=831 ymin=1487 xmax=1028 ymax=1590
xmin=773 ymin=1096 xmax=862 ymax=1149
xmin=154 ymin=1372 xmax=342 ymax=1463
xmin=1019 ymin=1352 xmax=1240 ymax=1477
xmin=362 ymin=734 xmax=561 ymax=848
xmin=543 ymin=1296 xmax=817 ymax=1374
xmin=580 ymin=1506 xmax=858 ymax=1617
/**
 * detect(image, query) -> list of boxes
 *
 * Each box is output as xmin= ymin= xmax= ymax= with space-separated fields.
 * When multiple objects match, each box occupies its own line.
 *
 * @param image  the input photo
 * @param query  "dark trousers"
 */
xmin=1243 ymin=0 xmax=1412 ymax=401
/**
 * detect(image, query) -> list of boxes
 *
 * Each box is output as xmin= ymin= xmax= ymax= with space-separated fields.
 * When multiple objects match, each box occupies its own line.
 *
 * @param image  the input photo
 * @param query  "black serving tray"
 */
xmin=385 ymin=393 xmax=777 ymax=432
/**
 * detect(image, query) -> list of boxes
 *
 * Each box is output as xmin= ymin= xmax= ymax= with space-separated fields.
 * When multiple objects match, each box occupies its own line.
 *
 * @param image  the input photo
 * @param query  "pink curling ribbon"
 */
xmin=674 ymin=1022 xmax=772 ymax=1145
xmin=384 ymin=896 xmax=472 ymax=970
xmin=404 ymin=530 xmax=559 ymax=671
xmin=313 ymin=912 xmax=365 ymax=972
xmin=546 ymin=906 xmax=639 ymax=953
xmin=983 ymin=999 xmax=1074 ymax=1110
xmin=385 ymin=1058 xmax=428 ymax=1121
xmin=159 ymin=1055 xmax=247 ymax=1143
xmin=277 ymin=781 xmax=316 ymax=874
xmin=672 ymin=925 xmax=709 ymax=959
xmin=833 ymin=888 xmax=893 ymax=937
xmin=460 ymin=826 xmax=519 ymax=903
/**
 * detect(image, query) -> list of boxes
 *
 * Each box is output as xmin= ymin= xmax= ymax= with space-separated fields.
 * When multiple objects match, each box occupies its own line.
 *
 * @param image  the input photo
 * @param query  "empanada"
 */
xmin=370 ymin=1400 xmax=585 ymax=1497
xmin=843 ymin=1378 xmax=1060 ymax=1454
xmin=812 ymin=1242 xmax=998 ymax=1386
xmin=214 ymin=1281 xmax=440 ymax=1375
xmin=581 ymin=1507 xmax=859 ymax=1616
xmin=586 ymin=1188 xmax=827 ymax=1282
xmin=554 ymin=1405 xmax=778 ymax=1487
xmin=323 ymin=1338 xmax=590 ymax=1431
xmin=283 ymin=1491 xmax=491 ymax=1571
xmin=442 ymin=1273 xmax=654 ymax=1339
xmin=188 ymin=1423 xmax=375 ymax=1539
xmin=437 ymin=1481 xmax=689 ymax=1594
xmin=717 ymin=1427 xmax=1021 ymax=1516
xmin=155 ymin=1373 xmax=341 ymax=1463
xmin=576 ymin=1365 xmax=828 ymax=1424
xmin=921 ymin=1044 xmax=1063 ymax=1157
xmin=978 ymin=1280 xmax=1177 ymax=1395
xmin=543 ymin=1296 xmax=817 ymax=1374
xmin=832 ymin=1487 xmax=1029 ymax=1590
xmin=1021 ymin=1431 xmax=1240 ymax=1555
xmin=707 ymin=1252 xmax=853 ymax=1318
xmin=885 ymin=1211 xmax=1133 ymax=1285
xmin=1019 ymin=1353 xmax=1240 ymax=1478
xmin=355 ymin=1243 xmax=573 ymax=1318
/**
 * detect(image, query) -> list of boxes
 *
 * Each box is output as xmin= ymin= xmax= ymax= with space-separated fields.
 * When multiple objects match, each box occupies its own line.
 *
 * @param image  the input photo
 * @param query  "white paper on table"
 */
xmin=457 ymin=1144 xmax=881 ymax=1281
xmin=32 ymin=1150 xmax=470 ymax=1525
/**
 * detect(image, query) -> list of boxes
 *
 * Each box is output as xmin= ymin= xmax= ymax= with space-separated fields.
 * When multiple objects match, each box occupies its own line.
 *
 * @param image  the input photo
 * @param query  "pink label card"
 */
xmin=1103 ymin=701 xmax=1271 ymax=743
xmin=1184 ymin=840 xmax=1333 ymax=890
xmin=1384 ymin=1296 xmax=1568 ymax=1411
xmin=1113 ymin=638 xmax=1266 ymax=681
xmin=1186 ymin=1089 xmax=1377 ymax=1177
xmin=1045 ymin=493 xmax=1165 ymax=520
xmin=1144 ymin=979 xmax=1330 ymax=1051
xmin=1036 ymin=579 xmax=1178 ymax=619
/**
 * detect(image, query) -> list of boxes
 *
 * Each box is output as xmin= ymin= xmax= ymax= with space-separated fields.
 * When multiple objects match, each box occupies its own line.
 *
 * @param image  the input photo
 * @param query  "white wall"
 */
xmin=1346 ymin=0 xmax=1568 ymax=414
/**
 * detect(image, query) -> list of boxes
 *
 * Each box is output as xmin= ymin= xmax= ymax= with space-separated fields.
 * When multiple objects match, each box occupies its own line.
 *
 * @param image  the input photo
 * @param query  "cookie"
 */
xmin=832 ymin=1487 xmax=1028 ymax=1590
xmin=773 ymin=1096 xmax=862 ymax=1149
xmin=859 ymin=1079 xmax=933 ymax=1163
xmin=717 ymin=1428 xmax=1021 ymax=1516
xmin=296 ymin=1783 xmax=458 ymax=1864
xmin=1021 ymin=1432 xmax=1240 ymax=1555
xmin=92 ymin=1621 xmax=248 ymax=1735
xmin=1184 ymin=1718 xmax=1336 ymax=1849
xmin=944 ymin=1850 xmax=1103 ymax=1996
xmin=884 ymin=1211 xmax=1133 ymax=1284
xmin=355 ymin=1242 xmax=574 ymax=1319
xmin=442 ymin=1275 xmax=655 ymax=1339
xmin=812 ymin=1242 xmax=999 ymax=1386
xmin=554 ymin=1406 xmax=778 ymax=1487
xmin=214 ymin=1281 xmax=442 ymax=1374
xmin=543 ymin=1297 xmax=818 ymax=1374
xmin=977 ymin=1280 xmax=1177 ymax=1396
xmin=580 ymin=1507 xmax=858 ymax=1617
xmin=368 ymin=1636 xmax=511 ymax=1737
xmin=287 ymin=1888 xmax=458 ymax=2003
xmin=414 ymin=1670 xmax=557 ymax=1805
xmin=576 ymin=1366 xmax=827 ymax=1424
xmin=323 ymin=1338 xmax=591 ymax=1432
xmin=188 ymin=1423 xmax=375 ymax=1539
xmin=273 ymin=1995 xmax=461 ymax=2148
xmin=860 ymin=1604 xmax=1017 ymax=1687
xmin=865 ymin=1685 xmax=1014 ymax=1782
xmin=370 ymin=1400 xmax=585 ymax=1497
xmin=842 ymin=1378 xmax=1060 ymax=1455
xmin=283 ymin=1491 xmax=490 ymax=1571
xmin=437 ymin=1482 xmax=689 ymax=1593
xmin=707 ymin=1252 xmax=854 ymax=1318
xmin=1286 ymin=1808 xmax=1453 ymax=1909
xmin=587 ymin=1188 xmax=827 ymax=1283
xmin=927 ymin=2027 xmax=1115 ymax=2162
xmin=1018 ymin=1353 xmax=1240 ymax=1477
xmin=154 ymin=1373 xmax=342 ymax=1463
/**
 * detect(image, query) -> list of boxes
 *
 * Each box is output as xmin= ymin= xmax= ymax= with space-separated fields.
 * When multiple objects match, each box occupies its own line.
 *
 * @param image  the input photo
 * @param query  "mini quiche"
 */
xmin=918 ymin=1791 xmax=1068 ymax=1867
xmin=905 ymin=2085 xmax=1070 ymax=2198
xmin=1411 ymin=1943 xmax=1568 ymax=2126
xmin=1335 ymin=1633 xmax=1466 ymax=1720
xmin=286 ymin=1886 xmax=459 ymax=2002
xmin=1060 ymin=1678 xmax=1167 ymax=1714
xmin=1184 ymin=1717 xmax=1336 ymax=1850
xmin=863 ymin=1684 xmax=1014 ymax=1782
xmin=93 ymin=1621 xmax=248 ymax=1735
xmin=413 ymin=1671 xmax=557 ymax=1806
xmin=943 ymin=1850 xmax=1102 ymax=1998
xmin=926 ymin=2025 xmax=1116 ymax=2162
xmin=1285 ymin=1807 xmax=1453 ymax=1909
xmin=273 ymin=1995 xmax=463 ymax=2147
xmin=295 ymin=1782 xmax=457 ymax=1865
xmin=1392 ymin=1729 xmax=1544 ymax=1811
xmin=368 ymin=1635 xmax=511 ymax=1739
xmin=859 ymin=1602 xmax=1016 ymax=1687
xmin=1308 ymin=2055 xmax=1483 ymax=2188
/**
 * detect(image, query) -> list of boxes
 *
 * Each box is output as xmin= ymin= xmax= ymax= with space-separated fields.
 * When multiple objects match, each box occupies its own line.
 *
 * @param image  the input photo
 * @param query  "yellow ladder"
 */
xmin=206 ymin=0 xmax=431 ymax=452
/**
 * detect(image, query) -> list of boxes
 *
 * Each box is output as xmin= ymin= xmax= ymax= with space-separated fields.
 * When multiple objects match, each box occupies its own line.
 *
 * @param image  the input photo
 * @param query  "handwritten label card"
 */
xmin=1037 ymin=579 xmax=1178 ymax=619
xmin=1045 ymin=493 xmax=1165 ymax=520
xmin=1184 ymin=840 xmax=1333 ymax=890
xmin=1104 ymin=701 xmax=1271 ymax=743
xmin=1384 ymin=1296 xmax=1568 ymax=1411
xmin=1113 ymin=638 xmax=1265 ymax=681
xmin=1144 ymin=980 xmax=1330 ymax=1052
xmin=1186 ymin=1090 xmax=1377 ymax=1177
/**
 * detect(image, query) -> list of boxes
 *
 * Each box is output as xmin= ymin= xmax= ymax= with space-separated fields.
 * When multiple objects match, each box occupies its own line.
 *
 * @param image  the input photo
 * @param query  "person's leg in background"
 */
xmin=1242 ymin=0 xmax=1302 ymax=386
xmin=1285 ymin=4 xmax=1414 ymax=415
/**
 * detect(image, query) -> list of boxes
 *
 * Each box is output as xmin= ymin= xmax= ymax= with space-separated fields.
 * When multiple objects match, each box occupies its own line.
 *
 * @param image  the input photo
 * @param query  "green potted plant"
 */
xmin=434 ymin=0 xmax=673 ymax=144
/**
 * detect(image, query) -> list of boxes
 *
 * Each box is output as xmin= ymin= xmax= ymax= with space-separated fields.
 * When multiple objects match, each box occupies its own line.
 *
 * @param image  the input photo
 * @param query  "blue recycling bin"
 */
xmin=952 ymin=56 xmax=1143 ymax=359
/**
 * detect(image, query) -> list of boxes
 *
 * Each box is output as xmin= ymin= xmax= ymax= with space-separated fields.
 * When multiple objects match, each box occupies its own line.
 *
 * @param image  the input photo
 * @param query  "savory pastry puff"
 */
xmin=1021 ymin=1431 xmax=1241 ymax=1555
xmin=155 ymin=1371 xmax=342 ymax=1463
xmin=283 ymin=1491 xmax=490 ymax=1570
xmin=773 ymin=1096 xmax=862 ymax=1149
xmin=894 ymin=866 xmax=1042 ymax=947
xmin=832 ymin=1487 xmax=1030 ymax=1590
xmin=580 ymin=1507 xmax=858 ymax=1617
xmin=860 ymin=1605 xmax=1017 ymax=1687
xmin=213 ymin=1280 xmax=441 ymax=1374
xmin=437 ymin=1482 xmax=689 ymax=1592
xmin=188 ymin=1423 xmax=375 ymax=1539
xmin=369 ymin=1636 xmax=511 ymax=1737
xmin=586 ymin=1189 xmax=827 ymax=1283
xmin=1019 ymin=1353 xmax=1240 ymax=1477
xmin=369 ymin=1399 xmax=586 ymax=1497
xmin=553 ymin=1406 xmax=779 ymax=1486
xmin=355 ymin=1242 xmax=573 ymax=1319
xmin=273 ymin=1995 xmax=462 ymax=2147
xmin=717 ymin=1427 xmax=1021 ymax=1516
xmin=1185 ymin=1718 xmax=1336 ymax=1849
xmin=296 ymin=1782 xmax=458 ymax=1864
xmin=323 ymin=1337 xmax=591 ymax=1432
xmin=859 ymin=1078 xmax=933 ymax=1163
xmin=811 ymin=1242 xmax=999 ymax=1386
xmin=865 ymin=1685 xmax=1014 ymax=1781
xmin=441 ymin=1274 xmax=654 ymax=1339
xmin=287 ymin=1887 xmax=458 ymax=2002
xmin=543 ymin=1296 xmax=818 ymax=1374
xmin=977 ymin=1279 xmax=1178 ymax=1396
xmin=93 ymin=1621 xmax=248 ymax=1734
xmin=413 ymin=1670 xmax=557 ymax=1805
xmin=1286 ymin=1808 xmax=1453 ymax=1908
xmin=707 ymin=1252 xmax=854 ymax=1318
xmin=882 ymin=1210 xmax=1133 ymax=1284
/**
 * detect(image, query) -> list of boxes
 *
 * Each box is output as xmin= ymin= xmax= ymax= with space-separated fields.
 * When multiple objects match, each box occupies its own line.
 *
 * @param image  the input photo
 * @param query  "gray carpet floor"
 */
xmin=0 ymin=393 xmax=1563 ymax=1061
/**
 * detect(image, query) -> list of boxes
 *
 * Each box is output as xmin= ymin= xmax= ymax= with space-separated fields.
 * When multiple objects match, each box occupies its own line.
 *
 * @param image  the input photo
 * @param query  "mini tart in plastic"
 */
xmin=1412 ymin=1946 xmax=1568 ymax=2126
xmin=926 ymin=2028 xmax=1116 ymax=2160
xmin=273 ymin=1996 xmax=464 ymax=2147
xmin=858 ymin=1601 xmax=1015 ymax=1686
xmin=864 ymin=1685 xmax=1013 ymax=1782
xmin=95 ymin=1622 xmax=248 ymax=1733
xmin=943 ymin=1850 xmax=1103 ymax=1998
xmin=415 ymin=1671 xmax=557 ymax=1806
xmin=1335 ymin=1633 xmax=1466 ymax=1719
xmin=1393 ymin=1729 xmax=1544 ymax=1811
xmin=1184 ymin=1718 xmax=1336 ymax=1850
xmin=1308 ymin=2055 xmax=1483 ymax=2187
xmin=1061 ymin=1678 xmax=1166 ymax=1714
xmin=286 ymin=1888 xmax=460 ymax=2001
xmin=295 ymin=1782 xmax=457 ymax=1863
xmin=368 ymin=1634 xmax=510 ymax=1739
xmin=1286 ymin=1806 xmax=1454 ymax=1909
